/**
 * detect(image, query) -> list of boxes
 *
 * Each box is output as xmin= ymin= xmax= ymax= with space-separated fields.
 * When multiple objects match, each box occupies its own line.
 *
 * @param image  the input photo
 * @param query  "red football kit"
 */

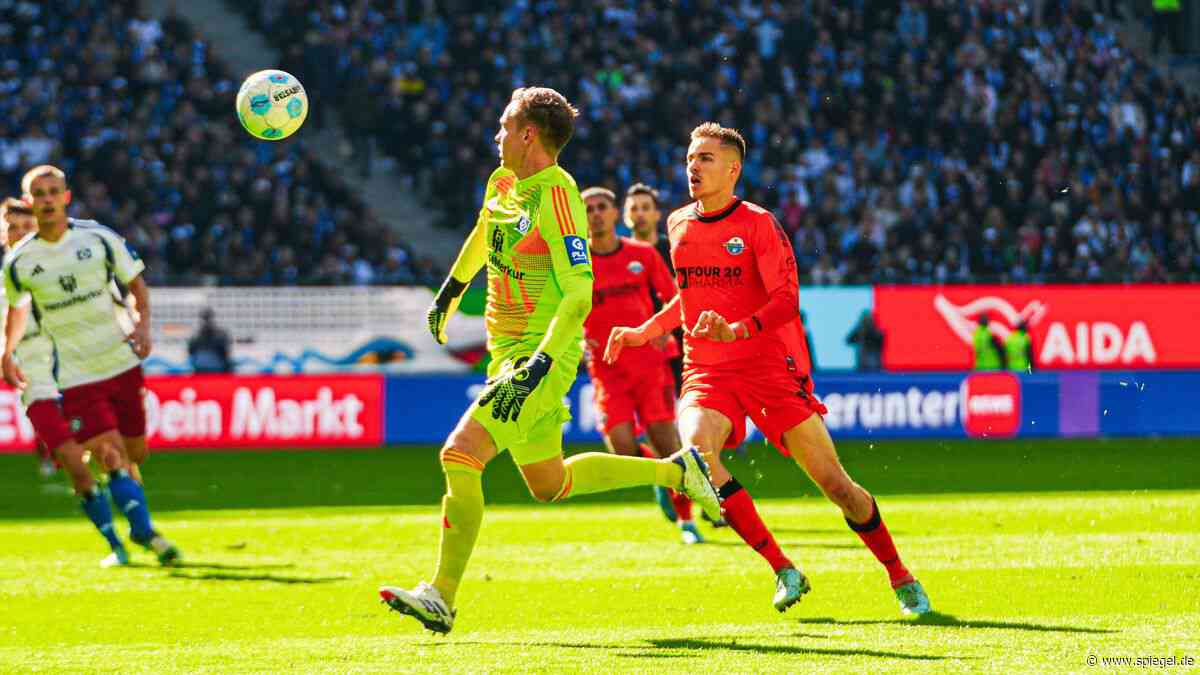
xmin=584 ymin=237 xmax=678 ymax=433
xmin=653 ymin=198 xmax=825 ymax=452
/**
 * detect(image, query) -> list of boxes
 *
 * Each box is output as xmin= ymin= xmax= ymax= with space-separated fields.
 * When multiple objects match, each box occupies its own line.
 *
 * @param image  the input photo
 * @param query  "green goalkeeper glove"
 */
xmin=427 ymin=277 xmax=468 ymax=345
xmin=477 ymin=352 xmax=553 ymax=423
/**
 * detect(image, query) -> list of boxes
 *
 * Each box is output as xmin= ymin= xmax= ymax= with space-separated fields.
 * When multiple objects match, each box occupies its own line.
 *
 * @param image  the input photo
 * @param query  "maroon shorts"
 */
xmin=680 ymin=355 xmax=827 ymax=455
xmin=26 ymin=399 xmax=74 ymax=452
xmin=61 ymin=366 xmax=147 ymax=443
xmin=591 ymin=361 xmax=676 ymax=435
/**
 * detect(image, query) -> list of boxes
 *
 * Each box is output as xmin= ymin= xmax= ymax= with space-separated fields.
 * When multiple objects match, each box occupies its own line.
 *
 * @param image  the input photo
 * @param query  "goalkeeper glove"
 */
xmin=477 ymin=352 xmax=553 ymax=423
xmin=427 ymin=277 xmax=468 ymax=345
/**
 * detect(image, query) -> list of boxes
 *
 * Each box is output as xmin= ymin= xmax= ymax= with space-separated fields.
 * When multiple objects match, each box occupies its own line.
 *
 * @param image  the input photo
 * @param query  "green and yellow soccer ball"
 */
xmin=236 ymin=69 xmax=308 ymax=141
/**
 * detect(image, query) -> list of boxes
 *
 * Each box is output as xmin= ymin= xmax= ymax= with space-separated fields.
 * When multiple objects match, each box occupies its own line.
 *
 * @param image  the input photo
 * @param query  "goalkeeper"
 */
xmin=379 ymin=87 xmax=720 ymax=635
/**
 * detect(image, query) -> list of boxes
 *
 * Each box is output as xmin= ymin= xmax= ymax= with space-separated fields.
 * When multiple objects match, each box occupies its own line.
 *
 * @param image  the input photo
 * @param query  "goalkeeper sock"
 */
xmin=846 ymin=498 xmax=913 ymax=588
xmin=108 ymin=469 xmax=155 ymax=543
xmin=553 ymin=453 xmax=681 ymax=500
xmin=433 ymin=450 xmax=485 ymax=608
xmin=719 ymin=478 xmax=794 ymax=573
xmin=80 ymin=487 xmax=123 ymax=551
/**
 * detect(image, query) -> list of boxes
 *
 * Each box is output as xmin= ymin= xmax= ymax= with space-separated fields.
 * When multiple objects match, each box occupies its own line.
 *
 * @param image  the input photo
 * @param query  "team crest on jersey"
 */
xmin=724 ymin=236 xmax=746 ymax=255
xmin=516 ymin=215 xmax=532 ymax=235
xmin=627 ymin=260 xmax=644 ymax=275
xmin=491 ymin=226 xmax=505 ymax=253
xmin=59 ymin=274 xmax=77 ymax=293
xmin=76 ymin=247 xmax=92 ymax=261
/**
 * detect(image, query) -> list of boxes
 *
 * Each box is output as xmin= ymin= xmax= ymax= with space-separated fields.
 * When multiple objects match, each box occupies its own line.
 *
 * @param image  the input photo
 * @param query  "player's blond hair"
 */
xmin=509 ymin=87 xmax=579 ymax=153
xmin=690 ymin=122 xmax=746 ymax=161
xmin=580 ymin=186 xmax=616 ymax=205
xmin=21 ymin=165 xmax=67 ymax=195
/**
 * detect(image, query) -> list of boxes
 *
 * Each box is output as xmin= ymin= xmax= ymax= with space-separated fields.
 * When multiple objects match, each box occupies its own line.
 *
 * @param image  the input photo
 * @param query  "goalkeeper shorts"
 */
xmin=469 ymin=348 xmax=580 ymax=466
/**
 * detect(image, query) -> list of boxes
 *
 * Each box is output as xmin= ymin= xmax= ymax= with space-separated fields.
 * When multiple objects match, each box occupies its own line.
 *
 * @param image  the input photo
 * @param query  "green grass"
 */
xmin=2 ymin=438 xmax=1199 ymax=673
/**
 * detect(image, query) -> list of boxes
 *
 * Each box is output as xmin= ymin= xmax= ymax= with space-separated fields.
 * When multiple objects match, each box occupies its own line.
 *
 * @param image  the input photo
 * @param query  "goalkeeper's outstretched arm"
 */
xmin=428 ymin=213 xmax=489 ymax=344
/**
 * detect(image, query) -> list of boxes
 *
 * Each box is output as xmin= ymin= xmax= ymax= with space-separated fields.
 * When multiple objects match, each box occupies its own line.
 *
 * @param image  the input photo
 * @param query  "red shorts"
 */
xmin=680 ymin=355 xmax=827 ymax=455
xmin=61 ymin=366 xmax=147 ymax=443
xmin=26 ymin=399 xmax=74 ymax=452
xmin=590 ymin=362 xmax=676 ymax=434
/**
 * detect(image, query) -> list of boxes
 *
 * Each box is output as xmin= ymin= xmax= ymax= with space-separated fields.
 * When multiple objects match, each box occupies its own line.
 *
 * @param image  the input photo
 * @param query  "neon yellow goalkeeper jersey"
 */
xmin=478 ymin=165 xmax=592 ymax=355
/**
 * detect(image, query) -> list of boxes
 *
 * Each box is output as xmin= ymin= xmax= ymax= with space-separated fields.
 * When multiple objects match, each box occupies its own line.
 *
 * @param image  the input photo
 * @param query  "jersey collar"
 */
xmin=693 ymin=197 xmax=742 ymax=223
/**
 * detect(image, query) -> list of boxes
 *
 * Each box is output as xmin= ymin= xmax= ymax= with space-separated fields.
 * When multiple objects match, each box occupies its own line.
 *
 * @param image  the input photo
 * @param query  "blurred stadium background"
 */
xmin=3 ymin=0 xmax=1199 ymax=672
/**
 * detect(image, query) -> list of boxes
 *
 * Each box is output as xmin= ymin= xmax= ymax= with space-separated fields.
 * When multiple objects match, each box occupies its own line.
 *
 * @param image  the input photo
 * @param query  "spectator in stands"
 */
xmin=188 ymin=308 xmax=233 ymax=373
xmin=236 ymin=0 xmax=1200 ymax=285
xmin=846 ymin=310 xmax=885 ymax=372
xmin=0 ymin=1 xmax=437 ymax=287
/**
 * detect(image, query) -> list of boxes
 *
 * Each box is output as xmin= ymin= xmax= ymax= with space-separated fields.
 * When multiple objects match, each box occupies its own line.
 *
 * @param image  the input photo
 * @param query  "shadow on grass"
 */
xmin=644 ymin=637 xmax=949 ymax=660
xmin=426 ymin=637 xmax=951 ymax=661
xmin=798 ymin=612 xmax=1118 ymax=634
xmin=703 ymin=540 xmax=864 ymax=550
xmin=170 ymin=561 xmax=296 ymax=571
xmin=166 ymin=569 xmax=347 ymax=585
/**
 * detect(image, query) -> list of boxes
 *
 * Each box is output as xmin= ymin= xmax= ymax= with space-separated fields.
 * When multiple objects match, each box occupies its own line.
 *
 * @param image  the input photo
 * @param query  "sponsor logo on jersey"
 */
xmin=58 ymin=275 xmax=77 ymax=293
xmin=516 ymin=215 xmax=532 ymax=235
xmin=627 ymin=260 xmax=644 ymax=275
xmin=961 ymin=372 xmax=1021 ymax=438
xmin=564 ymin=236 xmax=589 ymax=265
xmin=677 ymin=265 xmax=742 ymax=289
xmin=724 ymin=236 xmax=746 ymax=255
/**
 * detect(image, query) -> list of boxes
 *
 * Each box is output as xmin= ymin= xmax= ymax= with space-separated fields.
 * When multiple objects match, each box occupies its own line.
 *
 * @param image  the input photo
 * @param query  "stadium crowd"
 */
xmin=0 ymin=0 xmax=438 ymax=286
xmin=242 ymin=0 xmax=1200 ymax=285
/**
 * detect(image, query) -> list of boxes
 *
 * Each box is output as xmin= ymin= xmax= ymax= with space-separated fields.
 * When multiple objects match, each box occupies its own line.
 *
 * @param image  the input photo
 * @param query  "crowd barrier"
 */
xmin=0 ymin=370 xmax=1195 ymax=453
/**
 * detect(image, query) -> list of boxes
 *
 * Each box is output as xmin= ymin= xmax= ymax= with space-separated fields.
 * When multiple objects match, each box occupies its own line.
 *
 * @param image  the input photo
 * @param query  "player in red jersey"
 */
xmin=580 ymin=187 xmax=703 ymax=543
xmin=606 ymin=123 xmax=931 ymax=616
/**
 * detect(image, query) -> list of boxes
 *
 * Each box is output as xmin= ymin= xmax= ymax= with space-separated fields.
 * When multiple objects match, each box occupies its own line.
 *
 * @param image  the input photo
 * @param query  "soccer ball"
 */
xmin=236 ymin=69 xmax=308 ymax=141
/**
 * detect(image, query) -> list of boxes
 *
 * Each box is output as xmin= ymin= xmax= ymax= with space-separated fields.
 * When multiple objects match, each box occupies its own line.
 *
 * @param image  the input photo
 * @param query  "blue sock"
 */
xmin=108 ymin=470 xmax=155 ymax=543
xmin=80 ymin=488 xmax=123 ymax=551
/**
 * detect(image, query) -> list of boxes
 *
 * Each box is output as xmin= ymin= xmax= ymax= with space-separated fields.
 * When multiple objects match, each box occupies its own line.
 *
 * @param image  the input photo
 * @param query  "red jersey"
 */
xmin=658 ymin=198 xmax=812 ymax=370
xmin=585 ymin=237 xmax=677 ymax=371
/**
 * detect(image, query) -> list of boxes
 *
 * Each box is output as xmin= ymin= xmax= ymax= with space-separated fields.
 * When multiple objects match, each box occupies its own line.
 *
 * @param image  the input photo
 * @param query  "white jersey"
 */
xmin=0 ymin=283 xmax=59 ymax=406
xmin=3 ymin=219 xmax=145 ymax=389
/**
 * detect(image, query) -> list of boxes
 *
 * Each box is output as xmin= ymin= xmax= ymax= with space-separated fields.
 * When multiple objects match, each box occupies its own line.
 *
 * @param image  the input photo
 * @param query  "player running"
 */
xmin=378 ymin=88 xmax=720 ymax=634
xmin=0 ymin=196 xmax=133 ymax=566
xmin=606 ymin=124 xmax=932 ymax=616
xmin=2 ymin=165 xmax=180 ymax=567
xmin=580 ymin=186 xmax=700 ymax=544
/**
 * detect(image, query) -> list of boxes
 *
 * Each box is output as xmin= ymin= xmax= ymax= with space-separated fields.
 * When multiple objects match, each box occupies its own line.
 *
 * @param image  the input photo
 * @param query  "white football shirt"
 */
xmin=3 ymin=219 xmax=145 ymax=389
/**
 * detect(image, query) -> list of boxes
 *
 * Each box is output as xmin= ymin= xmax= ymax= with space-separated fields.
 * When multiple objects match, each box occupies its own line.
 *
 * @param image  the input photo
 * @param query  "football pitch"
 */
xmin=2 ymin=438 xmax=1198 ymax=673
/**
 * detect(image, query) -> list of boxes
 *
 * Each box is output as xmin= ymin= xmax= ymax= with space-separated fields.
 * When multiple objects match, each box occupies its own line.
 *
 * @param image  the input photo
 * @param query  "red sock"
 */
xmin=670 ymin=490 xmax=692 ymax=522
xmin=637 ymin=443 xmax=657 ymax=459
xmin=847 ymin=498 xmax=913 ymax=588
xmin=718 ymin=479 xmax=793 ymax=573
